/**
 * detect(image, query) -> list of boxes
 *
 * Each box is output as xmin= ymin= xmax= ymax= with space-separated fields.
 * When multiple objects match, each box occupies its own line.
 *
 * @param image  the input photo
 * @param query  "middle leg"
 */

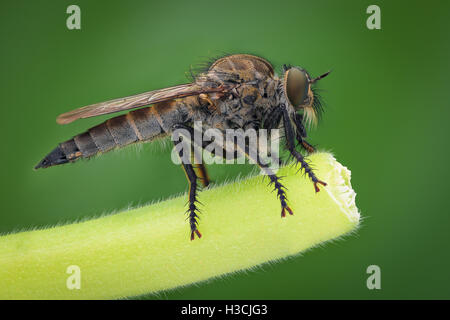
xmin=236 ymin=141 xmax=293 ymax=218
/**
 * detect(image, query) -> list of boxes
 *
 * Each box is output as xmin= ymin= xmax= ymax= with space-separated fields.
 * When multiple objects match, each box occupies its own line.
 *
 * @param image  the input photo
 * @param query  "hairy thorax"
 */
xmin=190 ymin=77 xmax=281 ymax=131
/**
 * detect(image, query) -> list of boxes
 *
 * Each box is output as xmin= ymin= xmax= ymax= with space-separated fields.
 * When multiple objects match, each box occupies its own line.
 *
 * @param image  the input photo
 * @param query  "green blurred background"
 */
xmin=1 ymin=0 xmax=449 ymax=299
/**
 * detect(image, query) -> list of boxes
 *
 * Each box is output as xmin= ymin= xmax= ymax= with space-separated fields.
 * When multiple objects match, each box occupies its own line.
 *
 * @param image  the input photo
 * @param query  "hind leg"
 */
xmin=172 ymin=135 xmax=202 ymax=241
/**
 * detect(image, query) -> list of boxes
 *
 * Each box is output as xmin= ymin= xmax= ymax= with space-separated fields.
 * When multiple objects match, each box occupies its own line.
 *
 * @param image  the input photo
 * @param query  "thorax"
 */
xmin=194 ymin=77 xmax=282 ymax=131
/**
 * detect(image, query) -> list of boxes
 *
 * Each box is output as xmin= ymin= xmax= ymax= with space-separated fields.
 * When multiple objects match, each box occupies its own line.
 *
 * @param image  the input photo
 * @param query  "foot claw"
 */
xmin=281 ymin=206 xmax=294 ymax=218
xmin=314 ymin=180 xmax=327 ymax=193
xmin=190 ymin=229 xmax=202 ymax=241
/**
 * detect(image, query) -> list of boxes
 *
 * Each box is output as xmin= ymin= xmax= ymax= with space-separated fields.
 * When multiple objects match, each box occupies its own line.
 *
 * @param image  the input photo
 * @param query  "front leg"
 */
xmin=282 ymin=107 xmax=327 ymax=193
xmin=300 ymin=140 xmax=316 ymax=154
xmin=293 ymin=113 xmax=316 ymax=154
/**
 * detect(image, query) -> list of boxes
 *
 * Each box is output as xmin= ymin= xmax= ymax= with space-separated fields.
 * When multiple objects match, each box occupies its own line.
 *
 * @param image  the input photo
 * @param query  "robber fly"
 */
xmin=35 ymin=54 xmax=330 ymax=240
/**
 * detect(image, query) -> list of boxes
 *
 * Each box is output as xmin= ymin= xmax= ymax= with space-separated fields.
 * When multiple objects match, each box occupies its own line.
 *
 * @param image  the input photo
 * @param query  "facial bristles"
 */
xmin=303 ymin=105 xmax=318 ymax=128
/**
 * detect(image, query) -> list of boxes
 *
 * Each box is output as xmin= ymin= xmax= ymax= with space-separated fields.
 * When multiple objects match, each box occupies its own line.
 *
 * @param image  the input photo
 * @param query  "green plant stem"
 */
xmin=0 ymin=152 xmax=359 ymax=299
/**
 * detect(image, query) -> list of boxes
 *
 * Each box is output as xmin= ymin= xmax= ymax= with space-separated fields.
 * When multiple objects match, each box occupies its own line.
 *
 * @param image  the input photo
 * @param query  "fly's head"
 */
xmin=282 ymin=65 xmax=330 ymax=127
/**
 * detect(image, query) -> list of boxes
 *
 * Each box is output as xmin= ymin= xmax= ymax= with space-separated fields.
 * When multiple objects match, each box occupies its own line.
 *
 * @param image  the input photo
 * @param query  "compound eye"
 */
xmin=284 ymin=68 xmax=309 ymax=107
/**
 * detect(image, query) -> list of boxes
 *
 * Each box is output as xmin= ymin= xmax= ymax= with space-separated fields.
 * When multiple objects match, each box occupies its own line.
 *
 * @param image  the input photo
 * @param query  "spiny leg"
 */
xmin=236 ymin=142 xmax=293 ymax=218
xmin=269 ymin=173 xmax=293 ymax=218
xmin=172 ymin=123 xmax=228 ymax=238
xmin=182 ymin=164 xmax=202 ymax=240
xmin=173 ymin=139 xmax=202 ymax=240
xmin=282 ymin=107 xmax=327 ymax=192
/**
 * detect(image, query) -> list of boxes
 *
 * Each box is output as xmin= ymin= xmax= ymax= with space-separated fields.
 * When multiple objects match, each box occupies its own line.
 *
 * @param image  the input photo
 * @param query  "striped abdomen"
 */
xmin=35 ymin=101 xmax=190 ymax=169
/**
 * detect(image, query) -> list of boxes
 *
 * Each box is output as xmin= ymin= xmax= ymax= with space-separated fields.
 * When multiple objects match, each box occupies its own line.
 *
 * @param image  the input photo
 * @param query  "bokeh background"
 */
xmin=1 ymin=0 xmax=449 ymax=299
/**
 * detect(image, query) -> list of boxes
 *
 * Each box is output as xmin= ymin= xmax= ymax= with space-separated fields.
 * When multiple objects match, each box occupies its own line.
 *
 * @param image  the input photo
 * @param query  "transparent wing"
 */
xmin=56 ymin=83 xmax=224 ymax=124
